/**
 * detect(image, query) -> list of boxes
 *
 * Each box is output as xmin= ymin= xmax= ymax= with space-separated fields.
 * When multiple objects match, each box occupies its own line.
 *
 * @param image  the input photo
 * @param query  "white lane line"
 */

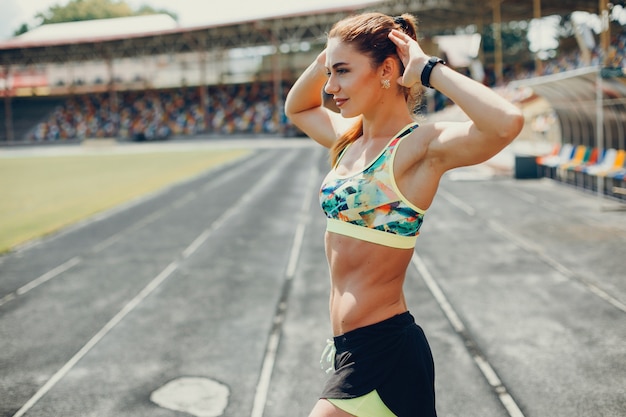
xmin=411 ymin=253 xmax=526 ymax=417
xmin=438 ymin=184 xmax=626 ymax=314
xmin=0 ymin=151 xmax=274 ymax=307
xmin=11 ymin=260 xmax=179 ymax=417
xmin=412 ymin=254 xmax=465 ymax=334
xmin=250 ymin=150 xmax=320 ymax=417
xmin=11 ymin=149 xmax=298 ymax=417
xmin=487 ymin=219 xmax=626 ymax=313
xmin=438 ymin=189 xmax=476 ymax=216
xmin=285 ymin=165 xmax=318 ymax=280
xmin=0 ymin=257 xmax=82 ymax=308
xmin=96 ymin=151 xmax=274 ymax=255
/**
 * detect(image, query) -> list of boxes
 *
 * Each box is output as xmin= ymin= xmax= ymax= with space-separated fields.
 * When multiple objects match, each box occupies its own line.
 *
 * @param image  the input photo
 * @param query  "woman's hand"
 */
xmin=316 ymin=49 xmax=327 ymax=67
xmin=388 ymin=29 xmax=428 ymax=88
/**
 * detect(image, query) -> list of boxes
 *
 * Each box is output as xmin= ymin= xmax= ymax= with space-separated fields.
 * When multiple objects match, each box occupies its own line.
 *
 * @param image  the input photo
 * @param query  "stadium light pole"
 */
xmin=271 ymin=21 xmax=284 ymax=136
xmin=595 ymin=0 xmax=608 ymax=200
xmin=3 ymin=64 xmax=14 ymax=142
xmin=533 ymin=0 xmax=543 ymax=76
xmin=491 ymin=0 xmax=504 ymax=85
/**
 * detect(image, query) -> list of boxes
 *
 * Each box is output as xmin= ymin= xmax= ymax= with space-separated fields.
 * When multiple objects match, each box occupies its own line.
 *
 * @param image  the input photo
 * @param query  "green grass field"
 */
xmin=0 ymin=148 xmax=250 ymax=253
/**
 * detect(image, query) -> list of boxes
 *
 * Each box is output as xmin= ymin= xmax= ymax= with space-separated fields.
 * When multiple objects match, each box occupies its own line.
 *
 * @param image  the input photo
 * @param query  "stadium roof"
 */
xmin=511 ymin=67 xmax=626 ymax=149
xmin=0 ymin=0 xmax=620 ymax=66
xmin=12 ymin=14 xmax=179 ymax=43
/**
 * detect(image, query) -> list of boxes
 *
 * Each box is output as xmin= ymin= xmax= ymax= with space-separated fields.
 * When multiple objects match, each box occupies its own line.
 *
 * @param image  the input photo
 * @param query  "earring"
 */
xmin=381 ymin=79 xmax=391 ymax=89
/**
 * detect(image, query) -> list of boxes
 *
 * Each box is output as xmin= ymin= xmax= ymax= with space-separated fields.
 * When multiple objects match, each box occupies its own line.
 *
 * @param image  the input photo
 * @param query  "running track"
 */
xmin=1 ymin=138 xmax=624 ymax=417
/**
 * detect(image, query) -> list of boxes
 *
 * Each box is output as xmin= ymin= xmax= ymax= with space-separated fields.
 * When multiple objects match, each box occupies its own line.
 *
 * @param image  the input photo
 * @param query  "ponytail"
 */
xmin=329 ymin=118 xmax=363 ymax=166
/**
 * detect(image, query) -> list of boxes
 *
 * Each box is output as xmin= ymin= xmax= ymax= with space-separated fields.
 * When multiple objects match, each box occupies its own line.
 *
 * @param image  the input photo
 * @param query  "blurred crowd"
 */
xmin=26 ymin=31 xmax=626 ymax=142
xmin=506 ymin=31 xmax=626 ymax=83
xmin=29 ymin=82 xmax=288 ymax=141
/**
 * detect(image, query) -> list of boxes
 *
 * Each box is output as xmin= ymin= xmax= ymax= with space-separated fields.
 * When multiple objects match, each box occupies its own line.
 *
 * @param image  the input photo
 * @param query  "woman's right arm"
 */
xmin=285 ymin=51 xmax=352 ymax=148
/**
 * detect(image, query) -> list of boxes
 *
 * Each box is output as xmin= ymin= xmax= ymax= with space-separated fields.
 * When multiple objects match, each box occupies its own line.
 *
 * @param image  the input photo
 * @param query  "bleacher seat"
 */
xmin=606 ymin=154 xmax=626 ymax=200
xmin=599 ymin=149 xmax=625 ymax=178
xmin=536 ymin=143 xmax=560 ymax=165
xmin=567 ymin=148 xmax=604 ymax=186
xmin=573 ymin=148 xmax=604 ymax=186
xmin=557 ymin=145 xmax=590 ymax=182
xmin=537 ymin=143 xmax=574 ymax=178
xmin=582 ymin=148 xmax=617 ymax=189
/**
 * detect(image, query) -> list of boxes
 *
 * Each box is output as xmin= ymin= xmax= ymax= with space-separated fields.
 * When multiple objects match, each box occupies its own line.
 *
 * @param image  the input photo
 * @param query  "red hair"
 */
xmin=327 ymin=12 xmax=420 ymax=166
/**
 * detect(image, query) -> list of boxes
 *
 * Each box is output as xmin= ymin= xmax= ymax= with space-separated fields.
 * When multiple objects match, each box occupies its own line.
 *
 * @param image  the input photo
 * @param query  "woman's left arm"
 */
xmin=389 ymin=29 xmax=524 ymax=170
xmin=426 ymin=63 xmax=524 ymax=169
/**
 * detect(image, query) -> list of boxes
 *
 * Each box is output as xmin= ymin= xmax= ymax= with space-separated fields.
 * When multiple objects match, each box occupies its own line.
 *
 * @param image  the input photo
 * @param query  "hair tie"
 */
xmin=394 ymin=16 xmax=408 ymax=31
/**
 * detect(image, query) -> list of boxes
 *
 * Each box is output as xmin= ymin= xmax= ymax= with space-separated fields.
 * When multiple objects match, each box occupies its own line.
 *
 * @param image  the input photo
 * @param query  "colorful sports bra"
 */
xmin=319 ymin=123 xmax=425 ymax=249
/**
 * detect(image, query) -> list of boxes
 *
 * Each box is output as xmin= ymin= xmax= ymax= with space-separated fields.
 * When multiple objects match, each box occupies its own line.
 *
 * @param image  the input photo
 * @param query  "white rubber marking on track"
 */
xmin=11 ymin=260 xmax=179 ymax=417
xmin=11 ymin=149 xmax=297 ymax=417
xmin=438 ymin=186 xmax=626 ymax=314
xmin=438 ymin=189 xmax=476 ymax=216
xmin=487 ymin=219 xmax=626 ymax=313
xmin=1 ymin=151 xmax=274 ymax=307
xmin=0 ymin=256 xmax=82 ymax=307
xmin=151 ymin=377 xmax=229 ymax=417
xmin=250 ymin=150 xmax=320 ymax=417
xmin=412 ymin=253 xmax=527 ymax=417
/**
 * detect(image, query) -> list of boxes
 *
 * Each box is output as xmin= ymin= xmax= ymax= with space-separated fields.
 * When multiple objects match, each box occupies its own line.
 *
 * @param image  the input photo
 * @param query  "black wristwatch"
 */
xmin=421 ymin=56 xmax=445 ymax=89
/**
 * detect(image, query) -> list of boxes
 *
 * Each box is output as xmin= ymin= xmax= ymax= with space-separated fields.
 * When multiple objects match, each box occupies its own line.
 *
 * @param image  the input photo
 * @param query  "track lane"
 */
xmin=2 ymin=142 xmax=624 ymax=417
xmin=413 ymin=173 xmax=626 ymax=417
xmin=265 ymin=152 xmax=509 ymax=417
xmin=0 ymin=150 xmax=266 ymax=300
xmin=0 ymin=147 xmax=311 ymax=416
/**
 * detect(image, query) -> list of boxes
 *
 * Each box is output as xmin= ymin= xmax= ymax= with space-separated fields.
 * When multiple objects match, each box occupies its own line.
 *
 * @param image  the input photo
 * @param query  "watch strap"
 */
xmin=421 ymin=57 xmax=445 ymax=89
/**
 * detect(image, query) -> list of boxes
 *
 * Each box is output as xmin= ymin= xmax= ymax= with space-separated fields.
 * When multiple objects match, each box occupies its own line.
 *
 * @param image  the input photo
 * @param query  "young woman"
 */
xmin=285 ymin=12 xmax=524 ymax=417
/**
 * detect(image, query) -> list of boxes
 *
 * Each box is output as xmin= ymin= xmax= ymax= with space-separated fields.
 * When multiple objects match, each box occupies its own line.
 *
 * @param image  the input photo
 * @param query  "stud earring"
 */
xmin=381 ymin=79 xmax=391 ymax=89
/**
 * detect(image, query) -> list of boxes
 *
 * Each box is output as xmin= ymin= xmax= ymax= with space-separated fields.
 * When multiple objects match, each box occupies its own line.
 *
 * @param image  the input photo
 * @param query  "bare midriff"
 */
xmin=325 ymin=231 xmax=414 ymax=336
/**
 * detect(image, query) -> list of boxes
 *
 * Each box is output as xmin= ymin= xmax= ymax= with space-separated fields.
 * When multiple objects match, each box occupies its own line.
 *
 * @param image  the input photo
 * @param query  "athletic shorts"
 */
xmin=320 ymin=312 xmax=437 ymax=417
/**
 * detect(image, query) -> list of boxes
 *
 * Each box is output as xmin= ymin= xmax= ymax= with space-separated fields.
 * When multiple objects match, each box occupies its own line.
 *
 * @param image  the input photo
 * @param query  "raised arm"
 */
xmin=284 ymin=50 xmax=354 ymax=148
xmin=389 ymin=29 xmax=524 ymax=170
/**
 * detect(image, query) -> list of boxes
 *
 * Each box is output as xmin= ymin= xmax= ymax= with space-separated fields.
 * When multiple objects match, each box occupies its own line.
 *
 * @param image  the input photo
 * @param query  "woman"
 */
xmin=285 ymin=12 xmax=523 ymax=417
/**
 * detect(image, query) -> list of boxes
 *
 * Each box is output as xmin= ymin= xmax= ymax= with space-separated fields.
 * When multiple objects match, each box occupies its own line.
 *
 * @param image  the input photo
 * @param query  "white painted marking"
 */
xmin=285 ymin=223 xmax=306 ymax=280
xmin=473 ymin=354 xmax=502 ymax=387
xmin=251 ymin=329 xmax=282 ymax=417
xmin=411 ymin=252 xmax=527 ymax=417
xmin=1 ymin=151 xmax=274 ymax=307
xmin=411 ymin=254 xmax=465 ymax=333
xmin=250 ymin=150 xmax=320 ymax=417
xmin=438 ymin=189 xmax=476 ymax=217
xmin=16 ymin=256 xmax=82 ymax=296
xmin=0 ymin=257 xmax=83 ymax=307
xmin=11 ymin=260 xmax=179 ymax=417
xmin=92 ymin=209 xmax=167 ymax=253
xmin=487 ymin=220 xmax=626 ymax=313
xmin=448 ymin=166 xmax=494 ymax=182
xmin=151 ymin=377 xmax=229 ymax=417
xmin=512 ymin=189 xmax=539 ymax=205
xmin=11 ymin=149 xmax=299 ymax=417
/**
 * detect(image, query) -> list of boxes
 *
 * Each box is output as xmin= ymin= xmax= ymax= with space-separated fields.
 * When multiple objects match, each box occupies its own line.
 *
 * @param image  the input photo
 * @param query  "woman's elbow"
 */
xmin=499 ymin=108 xmax=524 ymax=143
xmin=284 ymin=97 xmax=297 ymax=119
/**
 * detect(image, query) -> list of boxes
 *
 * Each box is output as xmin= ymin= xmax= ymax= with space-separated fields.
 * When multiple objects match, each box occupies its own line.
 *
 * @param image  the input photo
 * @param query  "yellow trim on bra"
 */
xmin=326 ymin=218 xmax=418 ymax=249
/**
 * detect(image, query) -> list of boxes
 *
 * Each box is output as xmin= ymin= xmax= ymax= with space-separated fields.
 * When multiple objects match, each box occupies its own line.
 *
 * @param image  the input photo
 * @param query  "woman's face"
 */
xmin=324 ymin=38 xmax=383 ymax=118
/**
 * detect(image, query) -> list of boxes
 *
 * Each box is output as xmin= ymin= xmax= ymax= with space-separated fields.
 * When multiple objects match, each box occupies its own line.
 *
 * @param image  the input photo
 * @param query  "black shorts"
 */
xmin=320 ymin=312 xmax=437 ymax=417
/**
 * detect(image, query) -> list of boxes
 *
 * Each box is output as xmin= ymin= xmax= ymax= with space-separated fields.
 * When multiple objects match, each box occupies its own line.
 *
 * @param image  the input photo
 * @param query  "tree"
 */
xmin=14 ymin=0 xmax=177 ymax=34
xmin=13 ymin=23 xmax=30 ymax=37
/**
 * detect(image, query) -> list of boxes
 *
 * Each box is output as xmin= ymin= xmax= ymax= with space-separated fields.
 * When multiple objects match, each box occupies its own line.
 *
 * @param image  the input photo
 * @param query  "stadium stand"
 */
xmin=16 ymin=82 xmax=286 ymax=142
xmin=510 ymin=23 xmax=626 ymax=201
xmin=1 ymin=0 xmax=625 ymax=199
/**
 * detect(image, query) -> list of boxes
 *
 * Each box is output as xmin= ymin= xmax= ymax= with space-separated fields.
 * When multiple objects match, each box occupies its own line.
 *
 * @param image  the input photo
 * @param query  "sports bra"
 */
xmin=319 ymin=123 xmax=426 ymax=249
